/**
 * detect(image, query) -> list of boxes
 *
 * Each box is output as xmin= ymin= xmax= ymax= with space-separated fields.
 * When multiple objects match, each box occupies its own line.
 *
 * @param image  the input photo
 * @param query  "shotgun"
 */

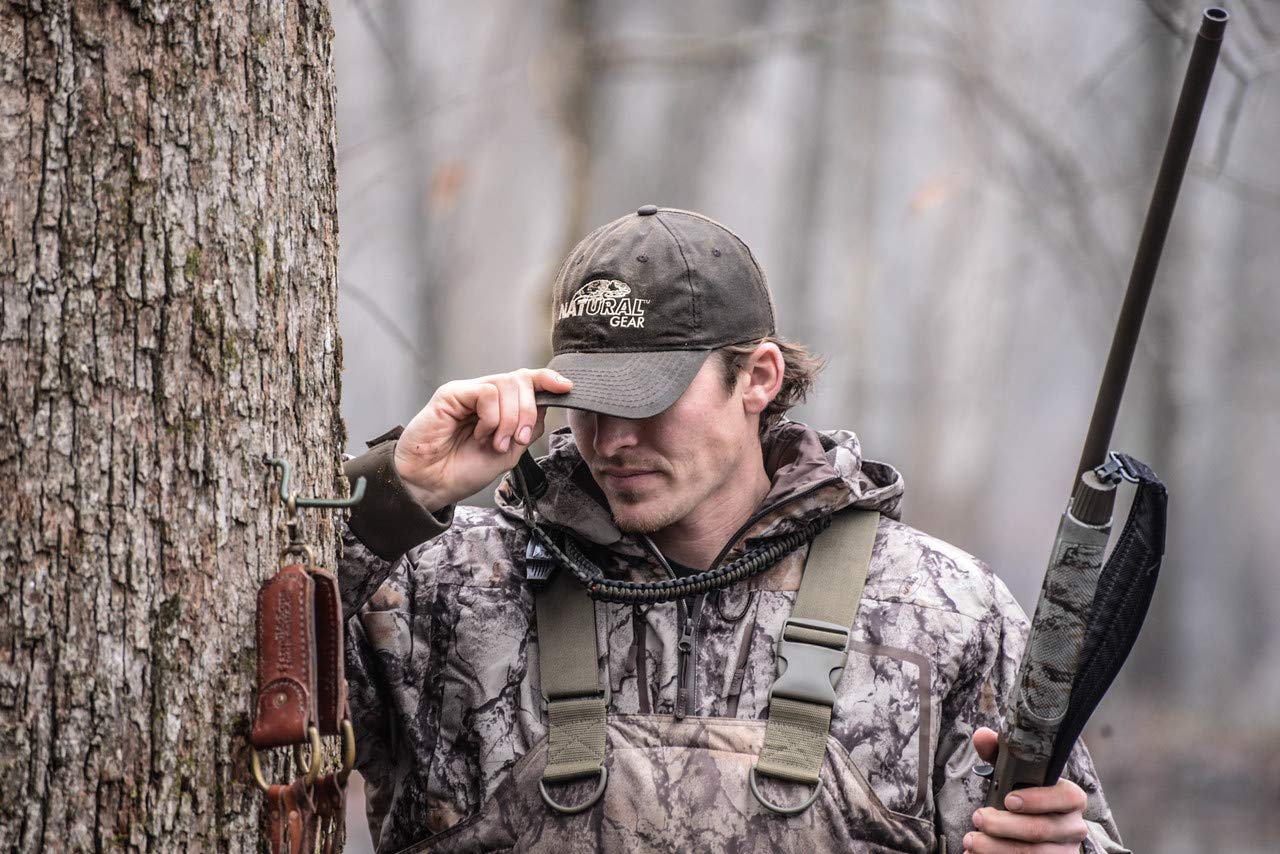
xmin=981 ymin=6 xmax=1228 ymax=808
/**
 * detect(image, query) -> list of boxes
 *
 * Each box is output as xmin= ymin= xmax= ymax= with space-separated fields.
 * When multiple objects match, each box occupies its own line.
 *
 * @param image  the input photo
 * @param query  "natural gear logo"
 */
xmin=558 ymin=279 xmax=650 ymax=328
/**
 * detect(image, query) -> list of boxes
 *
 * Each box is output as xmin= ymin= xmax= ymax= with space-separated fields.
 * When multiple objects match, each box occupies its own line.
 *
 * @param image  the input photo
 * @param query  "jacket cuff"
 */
xmin=343 ymin=426 xmax=453 ymax=563
xmin=1082 ymin=821 xmax=1131 ymax=854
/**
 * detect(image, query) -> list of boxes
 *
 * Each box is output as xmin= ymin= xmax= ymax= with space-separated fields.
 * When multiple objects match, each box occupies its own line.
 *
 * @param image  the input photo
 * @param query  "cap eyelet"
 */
xmin=711 ymin=248 xmax=722 ymax=257
xmin=636 ymin=254 xmax=648 ymax=263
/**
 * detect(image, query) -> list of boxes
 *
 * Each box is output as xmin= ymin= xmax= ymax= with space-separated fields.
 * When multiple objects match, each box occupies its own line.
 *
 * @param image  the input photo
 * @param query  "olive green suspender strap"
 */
xmin=531 ymin=508 xmax=879 ymax=818
xmin=749 ymin=508 xmax=879 ymax=815
xmin=533 ymin=557 xmax=610 ymax=815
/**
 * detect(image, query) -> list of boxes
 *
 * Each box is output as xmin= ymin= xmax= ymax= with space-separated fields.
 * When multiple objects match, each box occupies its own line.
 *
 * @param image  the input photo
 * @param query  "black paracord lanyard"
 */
xmin=513 ymin=462 xmax=831 ymax=604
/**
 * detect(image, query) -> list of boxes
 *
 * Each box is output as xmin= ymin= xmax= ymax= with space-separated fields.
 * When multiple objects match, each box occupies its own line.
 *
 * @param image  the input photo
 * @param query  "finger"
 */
xmin=471 ymin=368 xmax=572 ymax=393
xmin=1003 ymin=779 xmax=1088 ymax=815
xmin=970 ymin=727 xmax=999 ymax=764
xmin=529 ymin=407 xmax=549 ymax=444
xmin=433 ymin=380 xmax=485 ymax=421
xmin=490 ymin=375 xmax=522 ymax=453
xmin=470 ymin=383 xmax=501 ymax=442
xmin=961 ymin=831 xmax=1014 ymax=853
xmin=961 ymin=830 xmax=1054 ymax=852
xmin=529 ymin=368 xmax=574 ymax=393
xmin=973 ymin=806 xmax=1089 ymax=845
xmin=513 ymin=373 xmax=537 ymax=447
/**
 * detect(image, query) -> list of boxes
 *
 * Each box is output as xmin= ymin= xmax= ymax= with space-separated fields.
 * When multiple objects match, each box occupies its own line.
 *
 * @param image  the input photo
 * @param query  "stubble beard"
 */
xmin=611 ymin=501 xmax=681 ymax=535
xmin=607 ymin=478 xmax=701 ymax=535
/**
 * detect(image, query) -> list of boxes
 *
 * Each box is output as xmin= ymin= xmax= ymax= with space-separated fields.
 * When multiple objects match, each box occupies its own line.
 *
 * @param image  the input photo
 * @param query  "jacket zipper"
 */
xmin=641 ymin=474 xmax=845 ymax=720
xmin=675 ymin=600 xmax=699 ymax=719
xmin=638 ymin=536 xmax=700 ymax=719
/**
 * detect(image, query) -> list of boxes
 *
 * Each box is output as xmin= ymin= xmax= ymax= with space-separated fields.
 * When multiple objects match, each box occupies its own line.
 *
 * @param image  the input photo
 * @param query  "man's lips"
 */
xmin=599 ymin=468 xmax=661 ymax=487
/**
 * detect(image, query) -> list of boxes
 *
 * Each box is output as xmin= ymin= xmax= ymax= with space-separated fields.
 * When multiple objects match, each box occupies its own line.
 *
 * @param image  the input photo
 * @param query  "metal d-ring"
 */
xmin=294 ymin=739 xmax=313 ymax=774
xmin=251 ymin=726 xmax=323 ymax=793
xmin=538 ymin=768 xmax=609 ymax=815
xmin=749 ymin=765 xmax=823 ymax=815
xmin=280 ymin=542 xmax=317 ymax=568
xmin=291 ymin=718 xmax=357 ymax=781
xmin=339 ymin=718 xmax=357 ymax=779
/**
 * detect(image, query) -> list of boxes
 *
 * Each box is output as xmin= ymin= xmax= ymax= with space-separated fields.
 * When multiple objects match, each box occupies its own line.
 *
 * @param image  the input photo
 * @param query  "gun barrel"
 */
xmin=1073 ymin=7 xmax=1228 ymax=489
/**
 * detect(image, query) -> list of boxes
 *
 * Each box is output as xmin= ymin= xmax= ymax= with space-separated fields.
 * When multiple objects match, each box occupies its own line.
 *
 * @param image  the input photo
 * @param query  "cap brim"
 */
xmin=535 ymin=350 xmax=712 ymax=419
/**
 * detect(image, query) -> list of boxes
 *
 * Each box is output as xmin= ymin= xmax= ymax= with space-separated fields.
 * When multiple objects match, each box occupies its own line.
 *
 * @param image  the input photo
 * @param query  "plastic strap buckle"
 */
xmin=770 ymin=618 xmax=850 ymax=708
xmin=525 ymin=537 xmax=556 ymax=585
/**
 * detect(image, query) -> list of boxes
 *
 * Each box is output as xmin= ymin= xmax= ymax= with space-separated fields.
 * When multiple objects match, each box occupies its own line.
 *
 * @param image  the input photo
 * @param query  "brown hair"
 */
xmin=717 ymin=336 xmax=825 ymax=432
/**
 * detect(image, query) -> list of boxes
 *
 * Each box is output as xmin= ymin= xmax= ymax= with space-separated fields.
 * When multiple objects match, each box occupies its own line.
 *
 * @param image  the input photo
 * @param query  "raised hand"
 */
xmin=392 ymin=368 xmax=573 ymax=512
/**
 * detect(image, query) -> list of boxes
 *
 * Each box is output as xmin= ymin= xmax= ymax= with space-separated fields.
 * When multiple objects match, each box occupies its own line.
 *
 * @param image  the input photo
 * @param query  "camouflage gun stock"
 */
xmin=981 ymin=6 xmax=1227 ymax=808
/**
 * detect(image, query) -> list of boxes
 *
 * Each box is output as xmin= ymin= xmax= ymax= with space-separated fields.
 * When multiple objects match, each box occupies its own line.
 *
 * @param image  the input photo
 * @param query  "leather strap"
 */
xmin=312 ymin=567 xmax=347 ymax=737
xmin=265 ymin=779 xmax=318 ymax=854
xmin=252 ymin=562 xmax=352 ymax=744
xmin=313 ymin=773 xmax=348 ymax=854
xmin=753 ymin=510 xmax=878 ymax=805
xmin=252 ymin=564 xmax=317 ymax=748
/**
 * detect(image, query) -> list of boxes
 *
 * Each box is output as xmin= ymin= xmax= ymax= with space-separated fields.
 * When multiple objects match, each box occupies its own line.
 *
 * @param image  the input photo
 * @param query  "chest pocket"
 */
xmin=834 ymin=639 xmax=933 ymax=817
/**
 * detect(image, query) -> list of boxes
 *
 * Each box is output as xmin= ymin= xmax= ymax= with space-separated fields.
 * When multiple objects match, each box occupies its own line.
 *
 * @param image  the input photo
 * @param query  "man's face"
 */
xmin=568 ymin=356 xmax=755 ymax=535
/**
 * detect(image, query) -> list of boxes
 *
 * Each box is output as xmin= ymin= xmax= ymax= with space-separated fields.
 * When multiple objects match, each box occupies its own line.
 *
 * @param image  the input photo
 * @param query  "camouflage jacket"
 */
xmin=339 ymin=421 xmax=1128 ymax=853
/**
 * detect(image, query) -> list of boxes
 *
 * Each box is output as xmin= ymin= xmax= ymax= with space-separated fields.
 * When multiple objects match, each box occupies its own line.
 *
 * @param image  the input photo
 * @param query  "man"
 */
xmin=340 ymin=206 xmax=1128 ymax=852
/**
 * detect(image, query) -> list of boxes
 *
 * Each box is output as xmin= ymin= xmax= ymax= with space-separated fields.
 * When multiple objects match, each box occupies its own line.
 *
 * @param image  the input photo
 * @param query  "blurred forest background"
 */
xmin=331 ymin=0 xmax=1279 ymax=851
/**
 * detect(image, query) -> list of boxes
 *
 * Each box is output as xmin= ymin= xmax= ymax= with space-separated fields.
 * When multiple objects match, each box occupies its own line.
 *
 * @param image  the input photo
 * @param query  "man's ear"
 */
xmin=740 ymin=342 xmax=784 ymax=416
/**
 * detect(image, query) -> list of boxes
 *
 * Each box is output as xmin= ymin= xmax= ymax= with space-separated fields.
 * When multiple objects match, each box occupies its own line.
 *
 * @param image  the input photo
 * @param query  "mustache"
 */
xmin=593 ymin=456 xmax=668 ymax=474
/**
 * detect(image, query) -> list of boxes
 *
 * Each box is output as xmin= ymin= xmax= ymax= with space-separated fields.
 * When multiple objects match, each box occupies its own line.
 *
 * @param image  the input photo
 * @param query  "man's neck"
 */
xmin=649 ymin=445 xmax=772 ymax=570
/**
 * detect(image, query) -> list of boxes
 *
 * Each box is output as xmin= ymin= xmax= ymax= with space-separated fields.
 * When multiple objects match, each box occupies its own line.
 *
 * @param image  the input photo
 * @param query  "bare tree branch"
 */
xmin=339 ymin=277 xmax=434 ymax=379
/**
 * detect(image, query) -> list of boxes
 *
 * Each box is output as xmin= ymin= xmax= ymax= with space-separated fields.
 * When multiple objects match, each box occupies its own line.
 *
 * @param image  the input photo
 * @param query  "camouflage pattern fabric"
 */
xmin=340 ymin=421 xmax=1129 ymax=853
xmin=1008 ymin=511 xmax=1111 ymax=763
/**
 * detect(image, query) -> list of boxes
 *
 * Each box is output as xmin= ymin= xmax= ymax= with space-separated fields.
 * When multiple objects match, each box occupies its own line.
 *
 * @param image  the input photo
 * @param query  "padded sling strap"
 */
xmin=751 ymin=509 xmax=879 ymax=815
xmin=533 ymin=558 xmax=609 ymax=814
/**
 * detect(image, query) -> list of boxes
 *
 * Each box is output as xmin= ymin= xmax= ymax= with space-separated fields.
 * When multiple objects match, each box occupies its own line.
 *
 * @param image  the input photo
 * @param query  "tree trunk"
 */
xmin=0 ymin=1 xmax=344 ymax=850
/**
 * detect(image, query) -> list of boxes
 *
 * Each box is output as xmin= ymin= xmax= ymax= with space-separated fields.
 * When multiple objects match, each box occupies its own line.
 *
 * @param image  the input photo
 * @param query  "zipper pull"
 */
xmin=675 ymin=621 xmax=696 ymax=719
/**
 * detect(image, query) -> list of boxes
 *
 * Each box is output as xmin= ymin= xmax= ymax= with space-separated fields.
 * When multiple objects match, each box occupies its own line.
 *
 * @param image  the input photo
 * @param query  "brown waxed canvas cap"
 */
xmin=535 ymin=205 xmax=776 ymax=419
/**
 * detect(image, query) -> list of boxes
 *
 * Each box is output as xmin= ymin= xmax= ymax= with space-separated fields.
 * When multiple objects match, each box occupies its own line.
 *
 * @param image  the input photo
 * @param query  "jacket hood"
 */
xmin=495 ymin=419 xmax=904 ymax=563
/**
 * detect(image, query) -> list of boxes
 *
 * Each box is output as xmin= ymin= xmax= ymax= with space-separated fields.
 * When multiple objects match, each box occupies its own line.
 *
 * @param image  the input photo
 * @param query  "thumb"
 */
xmin=972 ymin=727 xmax=1000 ymax=764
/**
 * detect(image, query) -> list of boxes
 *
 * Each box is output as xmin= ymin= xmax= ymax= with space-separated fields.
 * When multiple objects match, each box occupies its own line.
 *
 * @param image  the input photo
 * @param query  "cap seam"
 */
xmin=653 ymin=212 xmax=700 ymax=329
xmin=658 ymin=208 xmax=775 ymax=332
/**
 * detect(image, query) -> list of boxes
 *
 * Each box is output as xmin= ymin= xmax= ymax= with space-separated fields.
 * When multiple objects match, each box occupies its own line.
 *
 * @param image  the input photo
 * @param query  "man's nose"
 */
xmin=592 ymin=413 xmax=639 ymax=457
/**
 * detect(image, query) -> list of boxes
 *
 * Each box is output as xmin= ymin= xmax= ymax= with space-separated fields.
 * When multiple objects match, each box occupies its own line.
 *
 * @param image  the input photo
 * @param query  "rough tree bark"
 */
xmin=0 ymin=1 xmax=345 ymax=850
